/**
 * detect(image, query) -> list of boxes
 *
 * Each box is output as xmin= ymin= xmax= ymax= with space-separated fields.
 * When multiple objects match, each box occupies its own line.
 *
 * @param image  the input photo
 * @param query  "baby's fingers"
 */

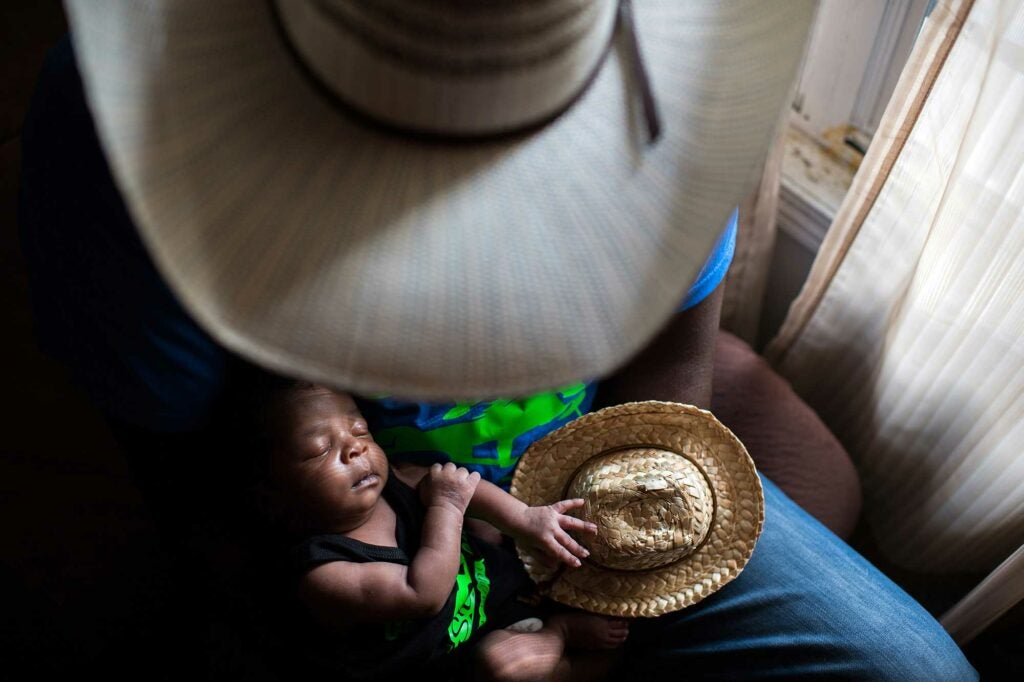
xmin=548 ymin=538 xmax=583 ymax=568
xmin=558 ymin=513 xmax=598 ymax=536
xmin=551 ymin=498 xmax=585 ymax=514
xmin=556 ymin=529 xmax=591 ymax=562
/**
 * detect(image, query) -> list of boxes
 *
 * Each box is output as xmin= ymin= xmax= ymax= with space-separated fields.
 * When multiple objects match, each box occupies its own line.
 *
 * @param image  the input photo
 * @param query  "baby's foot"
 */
xmin=505 ymin=617 xmax=544 ymax=634
xmin=549 ymin=611 xmax=629 ymax=650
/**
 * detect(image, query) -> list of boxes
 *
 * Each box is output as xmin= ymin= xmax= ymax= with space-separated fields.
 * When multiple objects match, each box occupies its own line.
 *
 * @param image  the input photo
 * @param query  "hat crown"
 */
xmin=568 ymin=448 xmax=714 ymax=571
xmin=302 ymin=0 xmax=601 ymax=70
xmin=273 ymin=0 xmax=618 ymax=134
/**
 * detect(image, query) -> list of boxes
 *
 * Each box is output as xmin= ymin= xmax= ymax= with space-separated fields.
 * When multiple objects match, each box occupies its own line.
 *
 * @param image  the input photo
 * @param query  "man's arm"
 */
xmin=595 ymin=283 xmax=724 ymax=409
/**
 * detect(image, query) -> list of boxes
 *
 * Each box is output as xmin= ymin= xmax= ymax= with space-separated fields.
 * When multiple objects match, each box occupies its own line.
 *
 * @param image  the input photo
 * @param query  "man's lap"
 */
xmin=108 ymin=417 xmax=976 ymax=680
xmin=621 ymin=474 xmax=977 ymax=680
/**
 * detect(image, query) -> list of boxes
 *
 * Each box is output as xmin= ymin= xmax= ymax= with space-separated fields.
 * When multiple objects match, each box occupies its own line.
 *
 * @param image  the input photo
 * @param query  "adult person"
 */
xmin=20 ymin=1 xmax=976 ymax=679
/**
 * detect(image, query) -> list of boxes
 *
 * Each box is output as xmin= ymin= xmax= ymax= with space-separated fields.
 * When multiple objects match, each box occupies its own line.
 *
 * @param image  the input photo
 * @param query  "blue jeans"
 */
xmin=620 ymin=475 xmax=978 ymax=680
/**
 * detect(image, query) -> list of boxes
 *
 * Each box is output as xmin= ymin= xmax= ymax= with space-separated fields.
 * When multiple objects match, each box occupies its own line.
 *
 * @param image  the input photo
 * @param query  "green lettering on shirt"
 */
xmin=447 ymin=539 xmax=491 ymax=651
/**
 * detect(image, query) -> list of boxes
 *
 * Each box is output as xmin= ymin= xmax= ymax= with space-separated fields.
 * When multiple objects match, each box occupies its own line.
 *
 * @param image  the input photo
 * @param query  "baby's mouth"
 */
xmin=351 ymin=472 xmax=380 ymax=490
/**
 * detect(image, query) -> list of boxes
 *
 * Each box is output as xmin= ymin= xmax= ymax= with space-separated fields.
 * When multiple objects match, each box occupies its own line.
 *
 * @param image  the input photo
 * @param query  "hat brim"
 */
xmin=511 ymin=402 xmax=764 ymax=617
xmin=64 ymin=1 xmax=815 ymax=399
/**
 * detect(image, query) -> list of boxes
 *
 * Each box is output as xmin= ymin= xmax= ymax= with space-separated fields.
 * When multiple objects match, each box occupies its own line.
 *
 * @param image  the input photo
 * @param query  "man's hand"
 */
xmin=509 ymin=499 xmax=598 ymax=568
xmin=417 ymin=462 xmax=481 ymax=515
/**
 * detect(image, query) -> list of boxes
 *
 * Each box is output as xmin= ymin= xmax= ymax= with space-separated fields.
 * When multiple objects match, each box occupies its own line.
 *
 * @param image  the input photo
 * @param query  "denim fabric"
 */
xmin=619 ymin=475 xmax=978 ymax=680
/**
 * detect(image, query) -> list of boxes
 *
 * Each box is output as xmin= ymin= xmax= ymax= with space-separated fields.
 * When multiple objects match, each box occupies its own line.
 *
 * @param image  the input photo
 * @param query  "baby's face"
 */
xmin=268 ymin=386 xmax=388 ymax=532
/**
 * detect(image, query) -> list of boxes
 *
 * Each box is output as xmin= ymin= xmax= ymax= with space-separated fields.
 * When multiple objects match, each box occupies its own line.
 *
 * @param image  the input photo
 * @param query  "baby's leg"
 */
xmin=475 ymin=613 xmax=628 ymax=682
xmin=475 ymin=625 xmax=569 ymax=682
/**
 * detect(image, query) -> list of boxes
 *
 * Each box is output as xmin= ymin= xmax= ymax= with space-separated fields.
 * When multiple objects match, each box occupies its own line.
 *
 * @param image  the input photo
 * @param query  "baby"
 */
xmin=252 ymin=382 xmax=628 ymax=681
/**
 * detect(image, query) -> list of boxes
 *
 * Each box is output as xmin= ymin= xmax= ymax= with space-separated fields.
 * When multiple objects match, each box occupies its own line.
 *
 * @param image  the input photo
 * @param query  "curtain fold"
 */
xmin=764 ymin=0 xmax=1023 ymax=599
xmin=941 ymin=543 xmax=1024 ymax=644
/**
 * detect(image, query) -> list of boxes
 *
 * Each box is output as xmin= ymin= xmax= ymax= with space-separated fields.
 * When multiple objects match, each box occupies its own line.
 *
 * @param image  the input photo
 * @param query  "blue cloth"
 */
xmin=356 ymin=382 xmax=597 ymax=488
xmin=680 ymin=207 xmax=737 ymax=311
xmin=621 ymin=475 xmax=977 ymax=680
xmin=19 ymin=36 xmax=976 ymax=679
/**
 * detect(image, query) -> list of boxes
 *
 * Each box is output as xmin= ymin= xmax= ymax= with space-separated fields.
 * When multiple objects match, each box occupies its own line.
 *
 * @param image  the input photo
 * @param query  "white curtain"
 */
xmin=765 ymin=0 xmax=1023 ymax=592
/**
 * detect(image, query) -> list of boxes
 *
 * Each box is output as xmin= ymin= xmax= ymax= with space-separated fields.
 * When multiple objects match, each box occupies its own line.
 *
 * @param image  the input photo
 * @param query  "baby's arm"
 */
xmin=393 ymin=463 xmax=597 ymax=568
xmin=298 ymin=463 xmax=480 ymax=628
xmin=467 ymin=480 xmax=597 ymax=568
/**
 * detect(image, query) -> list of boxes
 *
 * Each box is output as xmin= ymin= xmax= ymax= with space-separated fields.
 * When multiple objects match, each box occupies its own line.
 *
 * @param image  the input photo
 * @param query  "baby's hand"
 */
xmin=417 ymin=462 xmax=481 ymax=515
xmin=512 ymin=499 xmax=598 ymax=568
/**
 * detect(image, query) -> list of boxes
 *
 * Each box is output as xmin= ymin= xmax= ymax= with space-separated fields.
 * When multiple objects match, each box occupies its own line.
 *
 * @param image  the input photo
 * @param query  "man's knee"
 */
xmin=841 ymin=611 xmax=977 ymax=681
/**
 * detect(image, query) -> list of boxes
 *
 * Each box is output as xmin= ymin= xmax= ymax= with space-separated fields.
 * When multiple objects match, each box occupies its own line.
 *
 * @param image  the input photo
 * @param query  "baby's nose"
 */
xmin=340 ymin=436 xmax=367 ymax=462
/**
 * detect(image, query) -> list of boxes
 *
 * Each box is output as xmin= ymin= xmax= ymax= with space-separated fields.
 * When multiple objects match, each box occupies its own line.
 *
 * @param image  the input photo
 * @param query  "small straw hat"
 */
xmin=63 ymin=1 xmax=815 ymax=399
xmin=510 ymin=401 xmax=764 ymax=617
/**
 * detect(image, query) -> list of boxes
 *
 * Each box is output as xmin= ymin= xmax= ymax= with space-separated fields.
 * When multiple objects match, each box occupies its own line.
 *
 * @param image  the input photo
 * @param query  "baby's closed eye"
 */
xmin=301 ymin=442 xmax=331 ymax=460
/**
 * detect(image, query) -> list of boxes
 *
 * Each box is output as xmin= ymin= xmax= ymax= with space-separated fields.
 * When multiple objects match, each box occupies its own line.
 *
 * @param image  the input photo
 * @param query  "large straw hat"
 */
xmin=510 ymin=401 xmax=764 ymax=617
xmin=63 ymin=0 xmax=815 ymax=400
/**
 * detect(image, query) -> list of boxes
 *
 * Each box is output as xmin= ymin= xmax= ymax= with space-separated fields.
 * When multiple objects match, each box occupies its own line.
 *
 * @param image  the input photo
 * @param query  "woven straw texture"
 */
xmin=511 ymin=402 xmax=764 ymax=617
xmin=62 ymin=0 xmax=815 ymax=400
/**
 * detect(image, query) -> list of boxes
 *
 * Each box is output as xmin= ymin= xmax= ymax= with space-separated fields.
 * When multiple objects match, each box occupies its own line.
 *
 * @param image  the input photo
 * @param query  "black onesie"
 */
xmin=282 ymin=469 xmax=539 ymax=680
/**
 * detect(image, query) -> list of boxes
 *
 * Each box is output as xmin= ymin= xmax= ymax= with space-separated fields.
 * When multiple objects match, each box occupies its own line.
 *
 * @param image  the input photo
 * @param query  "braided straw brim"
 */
xmin=510 ymin=402 xmax=764 ymax=618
